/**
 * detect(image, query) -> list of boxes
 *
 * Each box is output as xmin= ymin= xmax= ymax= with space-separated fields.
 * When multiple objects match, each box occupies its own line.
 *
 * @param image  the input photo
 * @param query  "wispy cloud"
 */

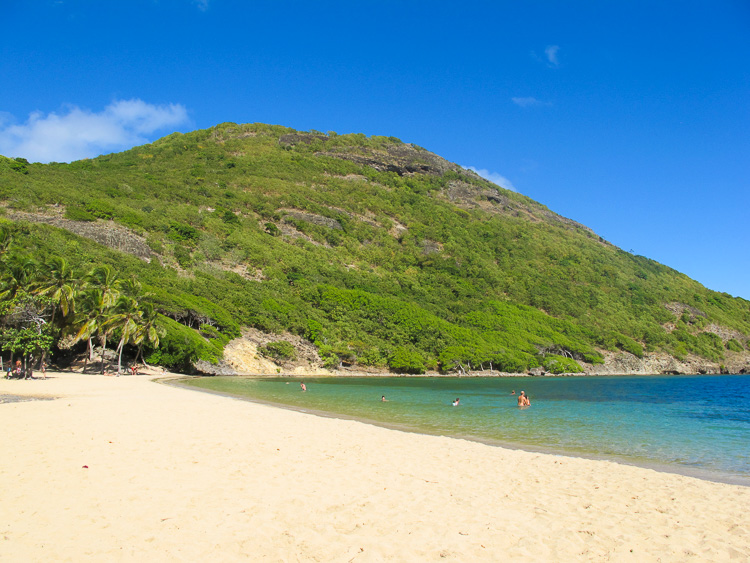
xmin=463 ymin=166 xmax=517 ymax=192
xmin=193 ymin=0 xmax=210 ymax=11
xmin=0 ymin=99 xmax=189 ymax=163
xmin=511 ymin=96 xmax=550 ymax=108
xmin=545 ymin=45 xmax=560 ymax=66
xmin=531 ymin=44 xmax=561 ymax=68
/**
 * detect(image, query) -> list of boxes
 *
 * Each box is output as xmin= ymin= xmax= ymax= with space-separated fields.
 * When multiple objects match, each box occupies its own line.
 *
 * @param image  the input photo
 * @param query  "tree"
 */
xmin=108 ymin=295 xmax=143 ymax=374
xmin=133 ymin=302 xmax=164 ymax=366
xmin=33 ymin=256 xmax=77 ymax=327
xmin=0 ymin=293 xmax=54 ymax=375
xmin=75 ymin=288 xmax=116 ymax=373
xmin=84 ymin=265 xmax=120 ymax=307
xmin=0 ymin=254 xmax=38 ymax=301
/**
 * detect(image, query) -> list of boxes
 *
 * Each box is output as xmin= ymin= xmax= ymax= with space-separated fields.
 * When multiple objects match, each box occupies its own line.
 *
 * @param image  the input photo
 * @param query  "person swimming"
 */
xmin=300 ymin=382 xmax=307 ymax=392
xmin=517 ymin=391 xmax=530 ymax=407
xmin=452 ymin=398 xmax=460 ymax=406
xmin=381 ymin=395 xmax=388 ymax=402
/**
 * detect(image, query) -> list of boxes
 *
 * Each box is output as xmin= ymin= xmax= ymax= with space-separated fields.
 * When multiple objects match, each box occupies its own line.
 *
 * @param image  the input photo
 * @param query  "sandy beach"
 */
xmin=0 ymin=372 xmax=748 ymax=561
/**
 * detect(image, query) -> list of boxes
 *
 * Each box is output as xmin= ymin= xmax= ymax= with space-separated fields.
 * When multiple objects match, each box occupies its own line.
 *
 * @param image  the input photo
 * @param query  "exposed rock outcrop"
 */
xmin=6 ymin=209 xmax=153 ymax=261
xmin=585 ymin=351 xmax=750 ymax=376
xmin=195 ymin=329 xmax=330 ymax=376
xmin=281 ymin=210 xmax=343 ymax=230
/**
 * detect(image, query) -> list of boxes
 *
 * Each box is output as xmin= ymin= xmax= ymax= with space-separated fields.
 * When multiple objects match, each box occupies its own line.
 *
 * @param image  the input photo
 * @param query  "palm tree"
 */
xmin=0 ymin=254 xmax=38 ymax=300
xmin=33 ymin=256 xmax=78 ymax=327
xmin=117 ymin=276 xmax=142 ymax=299
xmin=75 ymin=288 xmax=116 ymax=374
xmin=84 ymin=265 xmax=120 ymax=307
xmin=107 ymin=295 xmax=143 ymax=375
xmin=133 ymin=302 xmax=164 ymax=367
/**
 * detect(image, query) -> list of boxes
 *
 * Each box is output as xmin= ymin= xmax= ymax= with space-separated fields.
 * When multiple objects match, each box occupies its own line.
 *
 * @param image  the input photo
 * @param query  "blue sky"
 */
xmin=2 ymin=1 xmax=749 ymax=298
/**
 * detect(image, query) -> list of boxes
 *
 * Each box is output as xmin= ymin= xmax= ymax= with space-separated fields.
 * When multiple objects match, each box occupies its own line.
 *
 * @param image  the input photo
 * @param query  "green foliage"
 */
xmin=388 ymin=345 xmax=425 ymax=374
xmin=85 ymin=200 xmax=115 ymax=220
xmin=259 ymin=340 xmax=297 ymax=361
xmin=612 ymin=333 xmax=644 ymax=358
xmin=65 ymin=207 xmax=96 ymax=221
xmin=0 ymin=294 xmax=55 ymax=360
xmin=168 ymin=222 xmax=200 ymax=244
xmin=7 ymin=157 xmax=29 ymax=175
xmin=726 ymin=338 xmax=744 ymax=352
xmin=173 ymin=245 xmax=193 ymax=268
xmin=542 ymin=354 xmax=583 ymax=374
xmin=145 ymin=316 xmax=222 ymax=370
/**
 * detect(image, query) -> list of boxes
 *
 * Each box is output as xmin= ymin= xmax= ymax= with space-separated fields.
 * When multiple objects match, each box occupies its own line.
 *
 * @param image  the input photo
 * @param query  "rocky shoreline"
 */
xmin=193 ymin=334 xmax=750 ymax=377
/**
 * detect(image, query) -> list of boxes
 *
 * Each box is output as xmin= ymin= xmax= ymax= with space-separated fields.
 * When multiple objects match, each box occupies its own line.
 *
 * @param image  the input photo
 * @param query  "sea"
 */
xmin=178 ymin=374 xmax=750 ymax=486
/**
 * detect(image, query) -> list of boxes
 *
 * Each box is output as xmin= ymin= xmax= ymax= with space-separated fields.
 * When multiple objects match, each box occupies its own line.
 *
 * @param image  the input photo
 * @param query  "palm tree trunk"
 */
xmin=99 ymin=336 xmax=107 ymax=374
xmin=39 ymin=350 xmax=47 ymax=379
xmin=136 ymin=344 xmax=154 ymax=368
xmin=116 ymin=338 xmax=125 ymax=375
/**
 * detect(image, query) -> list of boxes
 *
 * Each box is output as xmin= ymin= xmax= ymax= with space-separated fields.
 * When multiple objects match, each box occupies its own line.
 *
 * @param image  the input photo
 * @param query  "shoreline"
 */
xmin=1 ymin=370 xmax=748 ymax=561
xmin=168 ymin=375 xmax=750 ymax=489
xmin=196 ymin=368 xmax=749 ymax=378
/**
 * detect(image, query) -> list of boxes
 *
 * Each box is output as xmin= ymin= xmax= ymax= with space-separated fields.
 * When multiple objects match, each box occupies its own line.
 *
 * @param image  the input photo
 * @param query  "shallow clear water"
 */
xmin=180 ymin=374 xmax=750 ymax=485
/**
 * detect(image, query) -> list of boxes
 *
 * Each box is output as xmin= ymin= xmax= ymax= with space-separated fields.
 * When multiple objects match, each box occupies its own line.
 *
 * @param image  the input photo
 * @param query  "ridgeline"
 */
xmin=1 ymin=123 xmax=749 ymax=375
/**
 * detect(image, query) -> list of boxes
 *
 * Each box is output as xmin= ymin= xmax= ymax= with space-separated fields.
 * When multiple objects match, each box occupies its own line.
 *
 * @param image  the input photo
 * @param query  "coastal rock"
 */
xmin=193 ymin=360 xmax=238 ymax=376
xmin=585 ymin=350 xmax=750 ymax=376
xmin=201 ymin=329 xmax=330 ymax=376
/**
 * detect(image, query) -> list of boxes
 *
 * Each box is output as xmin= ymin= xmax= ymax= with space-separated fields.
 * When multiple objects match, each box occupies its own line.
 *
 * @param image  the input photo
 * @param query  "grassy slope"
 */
xmin=1 ymin=122 xmax=748 ymax=373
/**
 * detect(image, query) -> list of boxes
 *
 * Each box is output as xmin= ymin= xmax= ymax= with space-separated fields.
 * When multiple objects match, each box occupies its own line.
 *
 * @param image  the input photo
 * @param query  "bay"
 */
xmin=178 ymin=374 xmax=750 ymax=486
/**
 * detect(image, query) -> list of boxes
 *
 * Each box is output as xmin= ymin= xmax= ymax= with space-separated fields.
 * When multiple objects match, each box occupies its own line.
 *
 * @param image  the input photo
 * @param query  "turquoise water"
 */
xmin=180 ymin=374 xmax=750 ymax=486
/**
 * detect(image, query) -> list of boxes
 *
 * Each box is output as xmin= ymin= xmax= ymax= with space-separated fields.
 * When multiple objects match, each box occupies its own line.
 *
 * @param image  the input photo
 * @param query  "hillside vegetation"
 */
xmin=1 ymin=122 xmax=749 ymax=374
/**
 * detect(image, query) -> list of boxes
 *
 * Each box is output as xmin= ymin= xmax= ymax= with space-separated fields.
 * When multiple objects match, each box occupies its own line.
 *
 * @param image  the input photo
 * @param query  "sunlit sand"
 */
xmin=1 ymin=371 xmax=748 ymax=561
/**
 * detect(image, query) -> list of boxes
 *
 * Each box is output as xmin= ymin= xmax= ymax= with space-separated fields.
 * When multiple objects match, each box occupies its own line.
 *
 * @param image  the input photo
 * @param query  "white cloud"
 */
xmin=511 ymin=96 xmax=550 ymax=108
xmin=545 ymin=45 xmax=560 ymax=66
xmin=0 ymin=99 xmax=189 ymax=163
xmin=193 ymin=0 xmax=209 ymax=11
xmin=463 ymin=166 xmax=517 ymax=192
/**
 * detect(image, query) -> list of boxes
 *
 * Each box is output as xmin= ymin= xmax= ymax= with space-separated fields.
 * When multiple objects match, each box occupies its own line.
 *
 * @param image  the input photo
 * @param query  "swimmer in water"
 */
xmin=300 ymin=382 xmax=307 ymax=392
xmin=452 ymin=398 xmax=460 ymax=406
xmin=517 ymin=391 xmax=530 ymax=407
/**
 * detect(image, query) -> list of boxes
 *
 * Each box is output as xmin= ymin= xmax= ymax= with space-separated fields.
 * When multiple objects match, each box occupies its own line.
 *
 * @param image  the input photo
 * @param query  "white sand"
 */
xmin=0 ymin=371 xmax=748 ymax=561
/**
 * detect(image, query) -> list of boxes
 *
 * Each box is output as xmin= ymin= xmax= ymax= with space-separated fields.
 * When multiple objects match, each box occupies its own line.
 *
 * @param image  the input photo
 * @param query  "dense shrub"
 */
xmin=144 ymin=316 xmax=223 ymax=371
xmin=65 ymin=207 xmax=96 ymax=221
xmin=259 ymin=340 xmax=297 ymax=361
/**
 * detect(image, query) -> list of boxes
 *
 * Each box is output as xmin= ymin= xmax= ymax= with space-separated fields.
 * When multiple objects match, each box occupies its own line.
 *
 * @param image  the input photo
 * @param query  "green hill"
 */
xmin=1 ymin=122 xmax=749 ymax=375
